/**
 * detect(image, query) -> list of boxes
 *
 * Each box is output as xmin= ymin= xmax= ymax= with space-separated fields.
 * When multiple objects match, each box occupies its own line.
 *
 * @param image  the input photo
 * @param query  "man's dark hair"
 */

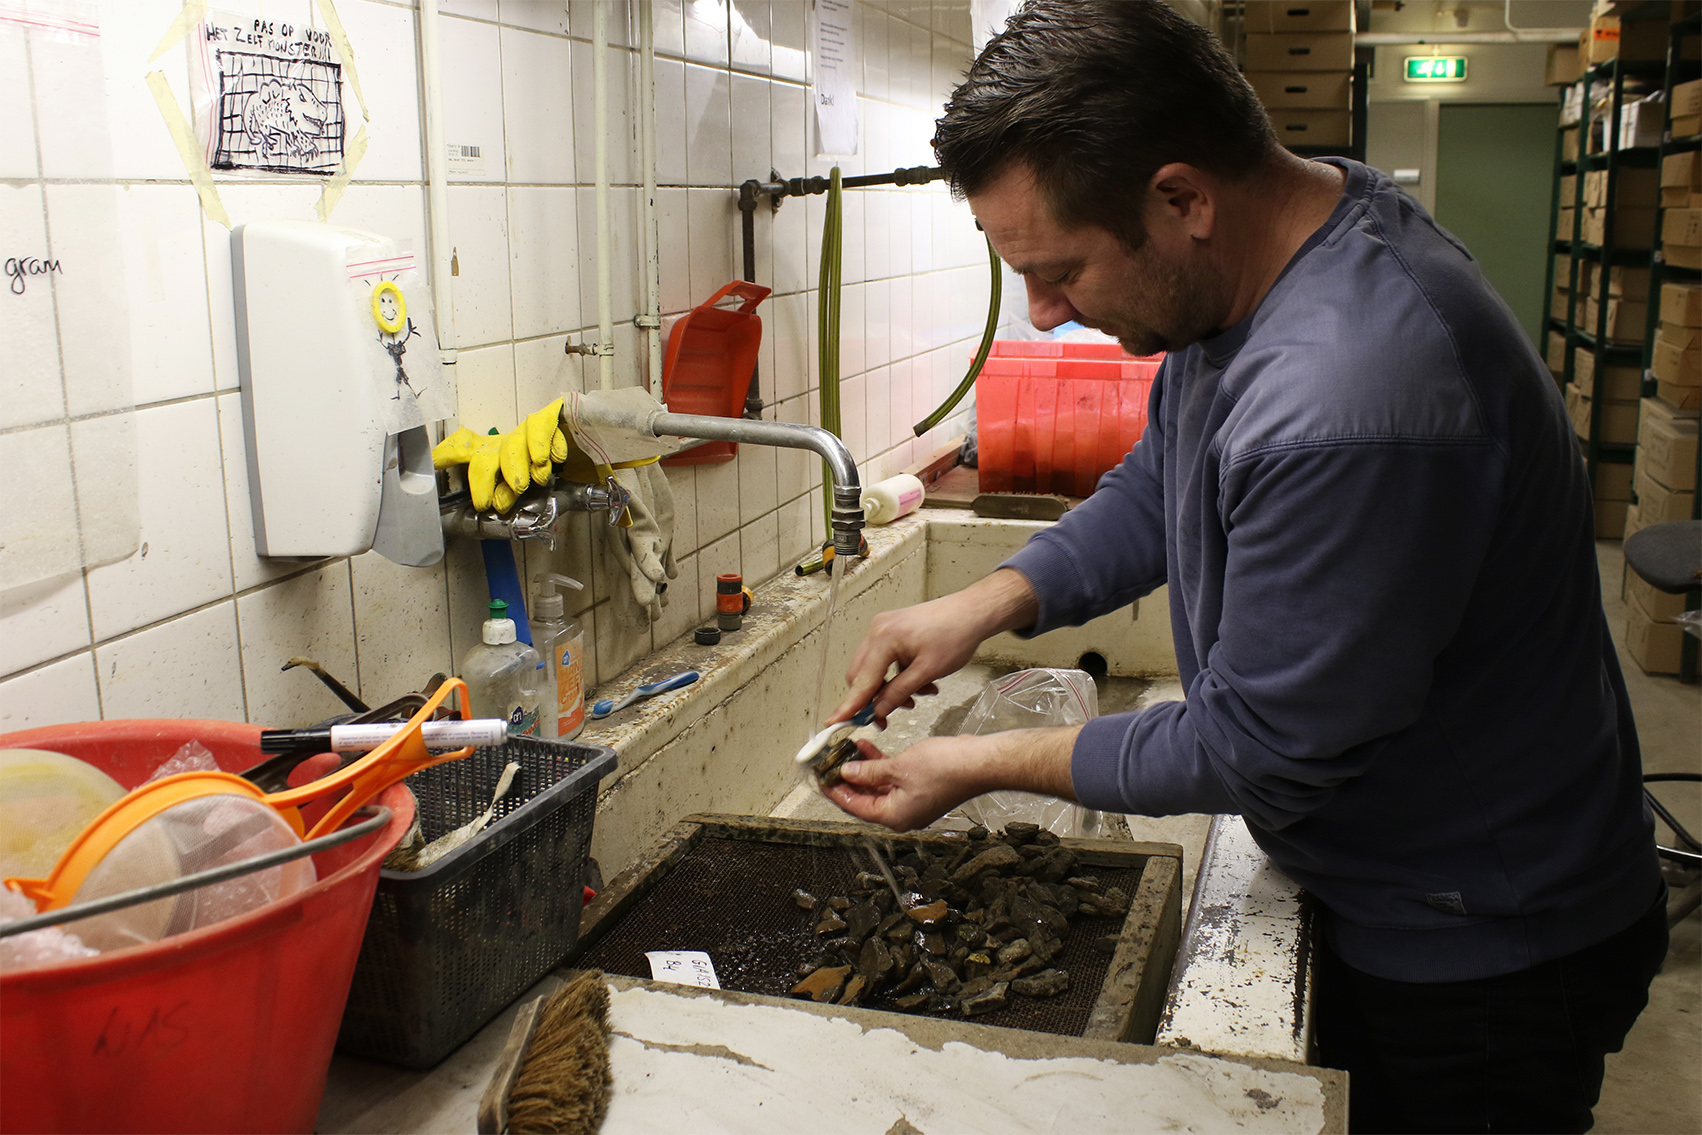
xmin=934 ymin=0 xmax=1276 ymax=247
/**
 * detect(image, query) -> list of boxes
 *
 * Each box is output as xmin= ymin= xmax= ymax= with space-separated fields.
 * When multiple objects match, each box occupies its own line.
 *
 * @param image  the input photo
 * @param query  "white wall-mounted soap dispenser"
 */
xmin=231 ymin=220 xmax=453 ymax=566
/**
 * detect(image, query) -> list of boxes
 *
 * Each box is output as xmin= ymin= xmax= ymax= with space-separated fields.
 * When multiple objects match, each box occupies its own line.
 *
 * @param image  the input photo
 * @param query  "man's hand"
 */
xmin=823 ymin=726 xmax=1080 ymax=832
xmin=831 ymin=568 xmax=1040 ymax=726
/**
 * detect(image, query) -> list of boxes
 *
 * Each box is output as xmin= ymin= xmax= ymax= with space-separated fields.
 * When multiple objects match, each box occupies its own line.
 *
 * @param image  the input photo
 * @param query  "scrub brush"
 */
xmin=479 ymin=970 xmax=613 ymax=1135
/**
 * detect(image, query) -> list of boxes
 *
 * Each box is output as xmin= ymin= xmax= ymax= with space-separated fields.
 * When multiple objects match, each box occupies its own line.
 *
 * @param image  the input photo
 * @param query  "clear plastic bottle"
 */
xmin=860 ymin=473 xmax=925 ymax=525
xmin=460 ymin=599 xmax=543 ymax=736
xmin=530 ymin=573 xmax=586 ymax=741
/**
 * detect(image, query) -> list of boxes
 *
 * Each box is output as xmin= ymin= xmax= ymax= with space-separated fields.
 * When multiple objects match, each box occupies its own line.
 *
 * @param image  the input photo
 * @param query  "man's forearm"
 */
xmin=964 ymin=725 xmax=1080 ymax=803
xmin=963 ymin=567 xmax=1042 ymax=640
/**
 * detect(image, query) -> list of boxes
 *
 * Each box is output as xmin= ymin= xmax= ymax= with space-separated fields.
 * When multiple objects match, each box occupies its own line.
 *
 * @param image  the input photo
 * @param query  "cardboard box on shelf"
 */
xmin=1584 ymin=167 xmax=1658 ymax=208
xmin=1659 ymin=379 xmax=1702 ymax=411
xmin=1552 ymin=287 xmax=1571 ymax=320
xmin=1674 ymin=77 xmax=1702 ymax=120
xmin=1581 ymin=205 xmax=1656 ymax=247
xmin=1595 ymin=497 xmax=1630 ymax=538
xmin=1581 ymin=296 xmax=1650 ymax=344
xmin=1596 ymin=459 xmax=1635 ymax=501
xmin=1635 ymin=464 xmax=1698 ymax=525
xmin=1247 ymin=71 xmax=1352 ymax=110
xmin=1619 ymin=17 xmax=1694 ymax=64
xmin=1652 ymin=324 xmax=1702 ymax=386
xmin=1623 ymin=497 xmax=1651 ymax=541
xmin=1623 ymin=593 xmax=1685 ymax=675
xmin=1638 ymin=398 xmax=1701 ymax=487
xmin=1617 ymin=97 xmax=1666 ymax=149
xmin=1582 ymin=262 xmax=1651 ymax=300
xmin=1244 ymin=32 xmax=1354 ymax=71
xmin=1560 ymin=205 xmax=1578 ymax=240
xmin=1675 ymin=114 xmax=1702 ymax=141
xmin=1626 ymin=563 xmax=1693 ymax=623
xmin=1560 ymin=174 xmax=1579 ymax=206
xmin=1268 ymin=109 xmax=1351 ymax=147
xmin=1247 ymin=1 xmax=1353 ymax=33
xmin=1661 ymin=282 xmax=1702 ymax=326
xmin=1547 ymin=330 xmax=1569 ymax=375
xmin=1664 ymin=207 xmax=1702 ymax=249
xmin=1662 ymin=283 xmax=1702 ymax=326
xmin=1567 ymin=383 xmax=1640 ymax=442
xmin=1584 ymin=16 xmax=1620 ymax=64
xmin=1661 ymin=151 xmax=1700 ymax=210
xmin=1546 ymin=43 xmax=1584 ymax=86
xmin=1575 ymin=348 xmax=1645 ymax=400
xmin=1562 ymin=127 xmax=1580 ymax=162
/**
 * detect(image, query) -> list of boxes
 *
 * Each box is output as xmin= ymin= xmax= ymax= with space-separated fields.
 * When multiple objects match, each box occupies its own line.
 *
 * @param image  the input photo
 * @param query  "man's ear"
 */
xmin=1146 ymin=163 xmax=1216 ymax=242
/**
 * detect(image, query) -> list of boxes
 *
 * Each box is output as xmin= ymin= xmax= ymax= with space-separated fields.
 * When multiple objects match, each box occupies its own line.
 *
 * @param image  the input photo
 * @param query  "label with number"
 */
xmin=644 ymin=950 xmax=720 ymax=989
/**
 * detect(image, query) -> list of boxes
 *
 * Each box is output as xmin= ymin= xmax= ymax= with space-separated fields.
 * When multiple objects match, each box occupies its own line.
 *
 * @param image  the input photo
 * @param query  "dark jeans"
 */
xmin=1315 ymin=889 xmax=1669 ymax=1134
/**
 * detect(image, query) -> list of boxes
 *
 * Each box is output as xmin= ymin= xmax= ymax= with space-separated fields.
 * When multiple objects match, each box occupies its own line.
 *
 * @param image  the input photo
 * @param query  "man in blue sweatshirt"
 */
xmin=825 ymin=3 xmax=1666 ymax=1131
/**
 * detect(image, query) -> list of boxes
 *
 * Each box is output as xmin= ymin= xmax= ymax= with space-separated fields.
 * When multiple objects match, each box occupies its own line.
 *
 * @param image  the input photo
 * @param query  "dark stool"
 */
xmin=1622 ymin=520 xmax=1701 ymax=926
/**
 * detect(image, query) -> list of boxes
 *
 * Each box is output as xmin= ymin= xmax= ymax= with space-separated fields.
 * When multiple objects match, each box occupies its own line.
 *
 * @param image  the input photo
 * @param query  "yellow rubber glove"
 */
xmin=499 ymin=426 xmax=531 ymax=497
xmin=526 ymin=398 xmax=568 ymax=466
xmin=466 ymin=434 xmax=504 ymax=512
xmin=432 ymin=427 xmax=479 ymax=470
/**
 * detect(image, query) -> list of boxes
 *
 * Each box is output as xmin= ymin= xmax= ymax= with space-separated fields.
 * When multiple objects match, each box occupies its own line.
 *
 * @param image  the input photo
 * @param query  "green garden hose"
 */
xmin=913 ymin=235 xmax=1002 ymax=437
xmin=817 ymin=167 xmax=844 ymax=539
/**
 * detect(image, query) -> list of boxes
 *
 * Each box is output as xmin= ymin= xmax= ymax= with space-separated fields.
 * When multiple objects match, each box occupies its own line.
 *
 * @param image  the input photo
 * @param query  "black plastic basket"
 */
xmin=335 ymin=735 xmax=616 ymax=1068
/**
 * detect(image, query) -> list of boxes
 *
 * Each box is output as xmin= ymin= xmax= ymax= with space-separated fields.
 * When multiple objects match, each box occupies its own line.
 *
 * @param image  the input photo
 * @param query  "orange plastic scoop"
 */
xmin=661 ymin=279 xmax=771 ymax=466
xmin=5 ymin=679 xmax=475 ymax=914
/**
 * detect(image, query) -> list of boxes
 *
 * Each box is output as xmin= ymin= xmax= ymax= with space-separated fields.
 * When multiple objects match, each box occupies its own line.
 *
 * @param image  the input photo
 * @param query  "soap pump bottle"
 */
xmin=461 ymin=599 xmax=543 ymax=736
xmin=530 ymin=573 xmax=587 ymax=740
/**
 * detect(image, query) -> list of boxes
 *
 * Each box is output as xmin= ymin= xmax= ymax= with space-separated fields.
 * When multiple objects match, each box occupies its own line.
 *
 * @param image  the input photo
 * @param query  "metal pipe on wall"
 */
xmin=638 ymin=0 xmax=664 ymax=392
xmin=594 ymin=0 xmax=614 ymax=389
xmin=418 ymin=0 xmax=456 ymax=362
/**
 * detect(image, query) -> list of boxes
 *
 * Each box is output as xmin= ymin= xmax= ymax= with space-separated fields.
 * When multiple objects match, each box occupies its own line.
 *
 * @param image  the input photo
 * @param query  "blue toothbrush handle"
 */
xmin=849 ymin=701 xmax=876 ymax=727
xmin=639 ymin=671 xmax=699 ymax=696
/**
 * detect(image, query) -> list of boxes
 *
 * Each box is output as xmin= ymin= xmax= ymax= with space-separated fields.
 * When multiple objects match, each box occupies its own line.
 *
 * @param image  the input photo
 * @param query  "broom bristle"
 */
xmin=506 ymin=970 xmax=614 ymax=1135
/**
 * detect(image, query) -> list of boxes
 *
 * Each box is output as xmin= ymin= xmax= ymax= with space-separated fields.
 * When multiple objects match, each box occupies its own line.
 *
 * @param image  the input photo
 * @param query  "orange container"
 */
xmin=0 ymin=719 xmax=413 ymax=1135
xmin=975 ymin=342 xmax=1162 ymax=497
xmin=661 ymin=279 xmax=771 ymax=465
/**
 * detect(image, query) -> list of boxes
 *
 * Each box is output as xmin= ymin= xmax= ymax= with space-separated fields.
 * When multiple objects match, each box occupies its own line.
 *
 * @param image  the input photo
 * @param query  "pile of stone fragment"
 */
xmin=788 ymin=822 xmax=1132 ymax=1018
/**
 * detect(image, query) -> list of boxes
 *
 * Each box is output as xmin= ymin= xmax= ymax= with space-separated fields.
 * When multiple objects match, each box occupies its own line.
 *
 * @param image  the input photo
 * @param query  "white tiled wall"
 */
xmin=1 ymin=0 xmax=989 ymax=730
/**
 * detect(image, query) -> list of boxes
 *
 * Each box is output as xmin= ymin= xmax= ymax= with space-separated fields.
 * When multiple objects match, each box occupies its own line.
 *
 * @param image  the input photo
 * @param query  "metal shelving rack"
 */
xmin=1542 ymin=49 xmax=1666 ymax=492
xmin=1640 ymin=10 xmax=1701 ymax=680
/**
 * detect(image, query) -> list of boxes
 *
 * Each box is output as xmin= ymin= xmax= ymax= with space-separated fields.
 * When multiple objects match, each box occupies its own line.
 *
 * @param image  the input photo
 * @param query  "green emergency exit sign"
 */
xmin=1405 ymin=56 xmax=1468 ymax=82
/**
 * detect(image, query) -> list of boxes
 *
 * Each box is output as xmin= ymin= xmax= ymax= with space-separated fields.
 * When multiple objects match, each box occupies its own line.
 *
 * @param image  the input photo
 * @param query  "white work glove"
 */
xmin=609 ymin=462 xmax=678 ymax=624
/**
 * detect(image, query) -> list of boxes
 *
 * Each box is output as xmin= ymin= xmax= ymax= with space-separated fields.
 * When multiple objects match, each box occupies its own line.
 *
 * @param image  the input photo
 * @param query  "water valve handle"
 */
xmin=601 ymin=474 xmax=632 ymax=527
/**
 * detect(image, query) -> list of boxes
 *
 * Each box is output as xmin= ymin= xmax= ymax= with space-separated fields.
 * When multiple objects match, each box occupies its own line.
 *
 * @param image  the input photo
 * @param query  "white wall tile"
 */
xmin=500 ymin=26 xmax=576 ymax=184
xmin=886 ymin=190 xmax=912 ymax=277
xmin=861 ymin=6 xmax=889 ymax=100
xmin=112 ymin=184 xmax=215 ymax=405
xmin=1 ymin=574 xmax=91 ymax=678
xmin=509 ymin=185 xmax=582 ymax=338
xmin=43 ymin=183 xmax=136 ymax=417
xmin=654 ymin=58 xmax=689 ymax=186
xmin=740 ymin=509 xmax=779 ymax=585
xmin=0 ymin=185 xmax=63 ymax=431
xmin=650 ymin=550 xmax=700 ymax=644
xmin=576 ymin=185 xmax=641 ymax=330
xmin=683 ymin=0 xmax=729 ymax=65
xmin=777 ymin=492 xmax=812 ymax=567
xmin=662 ymin=464 xmax=699 ymax=554
xmin=768 ymin=291 xmax=809 ymax=402
xmin=737 ymin=443 xmax=778 ymax=526
xmin=839 ymin=189 xmax=866 ymax=284
xmin=684 ymin=63 xmax=732 ymax=187
xmin=96 ymin=602 xmax=246 ymax=721
xmin=695 ymin=457 xmax=741 ymax=544
xmin=503 ymin=0 xmax=571 ymax=36
xmin=769 ymin=0 xmax=809 ymax=82
xmin=685 ymin=187 xmax=737 ymax=305
xmin=85 ymin=398 xmax=232 ymax=642
xmin=651 ymin=0 xmax=686 ymax=57
xmin=514 ymin=333 xmax=582 ymax=413
xmin=863 ymin=188 xmax=889 ymax=279
xmin=865 ymin=275 xmax=891 ymax=369
xmin=729 ymin=0 xmax=771 ymax=74
xmin=730 ymin=73 xmax=771 ymax=183
xmin=447 ymin=185 xmax=513 ymax=346
xmin=440 ymin=13 xmax=508 ymax=181
xmin=769 ymin=185 xmax=807 ymax=296
xmin=838 ymin=281 xmax=866 ymax=379
xmin=350 ymin=551 xmax=453 ymax=705
xmin=773 ymin=390 xmax=815 ymax=500
xmin=451 ymin=342 xmax=518 ymax=433
xmin=696 ymin=531 xmax=739 ymax=612
xmin=770 ymin=80 xmax=806 ymax=177
xmin=0 ymin=21 xmax=36 ymax=178
xmin=336 ymin=0 xmax=423 ymax=182
xmin=567 ymin=0 xmax=632 ymax=46
xmin=572 ymin=40 xmax=637 ymax=187
xmin=443 ymin=536 xmax=492 ymax=674
xmin=838 ymin=371 xmax=867 ymax=460
xmin=0 ymin=652 xmax=100 ymax=732
xmin=656 ymin=187 xmax=692 ymax=313
xmin=330 ymin=183 xmax=431 ymax=260
xmin=890 ymin=273 xmax=913 ymax=359
xmin=442 ymin=0 xmax=502 ymax=21
xmin=237 ymin=563 xmax=358 ymax=727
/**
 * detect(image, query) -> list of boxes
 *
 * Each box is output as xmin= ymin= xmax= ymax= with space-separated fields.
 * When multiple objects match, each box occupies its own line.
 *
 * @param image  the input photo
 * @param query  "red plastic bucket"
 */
xmin=975 ymin=342 xmax=1162 ymax=497
xmin=0 ymin=720 xmax=413 ymax=1135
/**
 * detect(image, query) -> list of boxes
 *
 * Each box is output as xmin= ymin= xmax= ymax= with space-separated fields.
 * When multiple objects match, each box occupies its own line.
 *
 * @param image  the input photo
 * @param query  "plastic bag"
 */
xmin=953 ymin=668 xmax=1107 ymax=838
xmin=0 ymin=885 xmax=99 ymax=972
xmin=1677 ymin=610 xmax=1701 ymax=640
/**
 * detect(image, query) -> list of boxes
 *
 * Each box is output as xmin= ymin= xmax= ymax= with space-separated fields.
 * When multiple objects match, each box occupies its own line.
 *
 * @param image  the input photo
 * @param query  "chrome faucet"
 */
xmin=438 ymin=413 xmax=865 ymax=558
xmin=646 ymin=411 xmax=865 ymax=558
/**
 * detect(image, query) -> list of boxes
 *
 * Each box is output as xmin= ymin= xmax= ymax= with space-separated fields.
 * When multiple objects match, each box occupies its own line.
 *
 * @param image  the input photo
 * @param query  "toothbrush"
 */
xmin=588 ymin=671 xmax=699 ymax=720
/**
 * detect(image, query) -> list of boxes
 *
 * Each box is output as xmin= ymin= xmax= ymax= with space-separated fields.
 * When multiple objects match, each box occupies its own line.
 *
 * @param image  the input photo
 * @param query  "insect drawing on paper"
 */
xmin=372 ymin=281 xmax=424 ymax=401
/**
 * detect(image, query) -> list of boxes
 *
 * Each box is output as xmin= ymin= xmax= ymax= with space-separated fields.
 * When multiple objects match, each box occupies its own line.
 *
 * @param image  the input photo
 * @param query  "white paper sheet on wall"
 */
xmin=345 ymin=242 xmax=454 ymax=435
xmin=811 ymin=0 xmax=858 ymax=157
xmin=0 ymin=3 xmax=140 ymax=592
xmin=189 ymin=11 xmax=346 ymax=177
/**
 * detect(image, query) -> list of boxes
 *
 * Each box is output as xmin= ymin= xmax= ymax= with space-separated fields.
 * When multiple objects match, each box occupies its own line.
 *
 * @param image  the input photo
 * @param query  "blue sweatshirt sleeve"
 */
xmin=999 ymin=373 xmax=1169 ymax=629
xmin=1069 ymin=439 xmax=1501 ymax=828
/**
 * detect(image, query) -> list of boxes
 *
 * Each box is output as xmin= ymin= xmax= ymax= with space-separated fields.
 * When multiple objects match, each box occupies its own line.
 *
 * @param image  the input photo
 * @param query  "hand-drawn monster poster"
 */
xmin=190 ymin=13 xmax=345 ymax=175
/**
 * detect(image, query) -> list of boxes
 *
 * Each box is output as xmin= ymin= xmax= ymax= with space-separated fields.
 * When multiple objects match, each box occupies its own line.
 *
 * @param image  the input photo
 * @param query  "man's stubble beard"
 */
xmin=1108 ymin=244 xmax=1227 ymax=356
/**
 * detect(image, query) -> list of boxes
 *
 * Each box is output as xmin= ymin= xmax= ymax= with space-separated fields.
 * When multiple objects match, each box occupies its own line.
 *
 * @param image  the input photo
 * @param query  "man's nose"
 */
xmin=1024 ymin=277 xmax=1080 ymax=332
